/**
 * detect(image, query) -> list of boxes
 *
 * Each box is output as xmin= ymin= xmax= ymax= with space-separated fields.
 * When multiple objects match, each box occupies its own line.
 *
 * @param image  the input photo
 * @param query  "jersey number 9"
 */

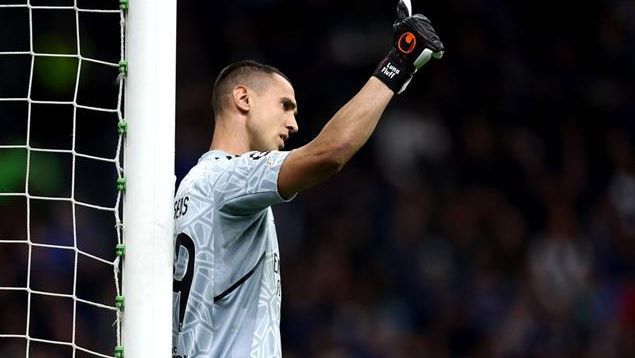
xmin=173 ymin=233 xmax=195 ymax=332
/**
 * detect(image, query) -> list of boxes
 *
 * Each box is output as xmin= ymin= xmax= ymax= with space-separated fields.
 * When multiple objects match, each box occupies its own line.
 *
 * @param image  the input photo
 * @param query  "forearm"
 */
xmin=277 ymin=2 xmax=443 ymax=198
xmin=277 ymin=78 xmax=392 ymax=198
xmin=308 ymin=77 xmax=393 ymax=167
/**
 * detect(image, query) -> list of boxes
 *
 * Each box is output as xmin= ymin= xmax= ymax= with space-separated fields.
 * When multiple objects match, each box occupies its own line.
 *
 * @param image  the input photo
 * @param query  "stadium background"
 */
xmin=2 ymin=0 xmax=635 ymax=356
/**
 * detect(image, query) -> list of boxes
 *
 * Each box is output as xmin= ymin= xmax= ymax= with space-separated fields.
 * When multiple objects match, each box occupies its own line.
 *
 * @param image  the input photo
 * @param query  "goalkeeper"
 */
xmin=171 ymin=1 xmax=444 ymax=356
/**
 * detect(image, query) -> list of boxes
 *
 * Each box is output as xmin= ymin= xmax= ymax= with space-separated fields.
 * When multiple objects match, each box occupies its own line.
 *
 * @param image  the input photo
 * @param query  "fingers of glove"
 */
xmin=396 ymin=0 xmax=412 ymax=21
xmin=413 ymin=48 xmax=433 ymax=69
xmin=403 ymin=15 xmax=444 ymax=53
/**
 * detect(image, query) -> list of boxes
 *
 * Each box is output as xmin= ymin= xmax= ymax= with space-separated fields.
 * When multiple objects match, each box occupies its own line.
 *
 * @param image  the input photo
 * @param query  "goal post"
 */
xmin=0 ymin=1 xmax=176 ymax=356
xmin=122 ymin=0 xmax=176 ymax=357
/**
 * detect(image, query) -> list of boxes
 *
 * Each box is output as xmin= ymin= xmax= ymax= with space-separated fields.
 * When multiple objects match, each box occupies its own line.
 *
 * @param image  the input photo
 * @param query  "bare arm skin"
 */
xmin=278 ymin=77 xmax=394 ymax=198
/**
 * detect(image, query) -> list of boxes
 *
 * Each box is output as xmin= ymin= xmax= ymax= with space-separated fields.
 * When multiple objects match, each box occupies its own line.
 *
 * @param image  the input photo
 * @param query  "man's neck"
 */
xmin=209 ymin=116 xmax=250 ymax=155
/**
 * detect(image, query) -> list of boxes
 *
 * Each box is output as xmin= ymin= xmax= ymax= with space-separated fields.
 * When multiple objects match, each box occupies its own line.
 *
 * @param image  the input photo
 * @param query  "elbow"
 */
xmin=303 ymin=137 xmax=355 ymax=176
xmin=318 ymin=143 xmax=352 ymax=174
xmin=321 ymin=156 xmax=346 ymax=175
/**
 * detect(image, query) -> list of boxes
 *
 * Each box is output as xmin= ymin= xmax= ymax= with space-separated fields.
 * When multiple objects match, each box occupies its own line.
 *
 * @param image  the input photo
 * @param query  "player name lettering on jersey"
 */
xmin=174 ymin=196 xmax=189 ymax=219
xmin=172 ymin=346 xmax=188 ymax=358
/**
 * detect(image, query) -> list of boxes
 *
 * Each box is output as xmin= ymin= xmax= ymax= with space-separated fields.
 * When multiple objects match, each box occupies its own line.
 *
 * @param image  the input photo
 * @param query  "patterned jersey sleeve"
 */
xmin=214 ymin=150 xmax=295 ymax=214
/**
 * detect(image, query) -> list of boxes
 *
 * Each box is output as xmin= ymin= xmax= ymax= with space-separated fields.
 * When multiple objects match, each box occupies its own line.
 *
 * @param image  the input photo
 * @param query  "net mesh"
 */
xmin=0 ymin=1 xmax=126 ymax=357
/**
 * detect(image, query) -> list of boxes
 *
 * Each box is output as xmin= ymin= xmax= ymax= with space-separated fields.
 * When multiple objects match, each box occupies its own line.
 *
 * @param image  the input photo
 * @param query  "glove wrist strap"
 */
xmin=373 ymin=51 xmax=415 ymax=94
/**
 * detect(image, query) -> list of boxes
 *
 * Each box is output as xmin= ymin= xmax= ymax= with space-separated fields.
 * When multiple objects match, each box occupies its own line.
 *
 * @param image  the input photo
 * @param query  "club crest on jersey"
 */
xmin=398 ymin=32 xmax=416 ymax=54
xmin=266 ymin=154 xmax=276 ymax=166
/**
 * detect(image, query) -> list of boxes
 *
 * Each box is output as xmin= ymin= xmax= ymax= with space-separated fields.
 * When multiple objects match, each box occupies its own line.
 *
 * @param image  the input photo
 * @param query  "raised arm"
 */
xmin=277 ymin=1 xmax=444 ymax=199
xmin=278 ymin=78 xmax=392 ymax=198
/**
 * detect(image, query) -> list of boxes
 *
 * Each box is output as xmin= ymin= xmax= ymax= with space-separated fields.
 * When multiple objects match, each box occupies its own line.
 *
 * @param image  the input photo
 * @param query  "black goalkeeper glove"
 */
xmin=373 ymin=0 xmax=444 ymax=94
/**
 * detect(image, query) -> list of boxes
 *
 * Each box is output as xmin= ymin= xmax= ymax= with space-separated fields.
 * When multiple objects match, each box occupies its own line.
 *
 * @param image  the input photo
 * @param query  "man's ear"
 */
xmin=232 ymin=85 xmax=250 ymax=113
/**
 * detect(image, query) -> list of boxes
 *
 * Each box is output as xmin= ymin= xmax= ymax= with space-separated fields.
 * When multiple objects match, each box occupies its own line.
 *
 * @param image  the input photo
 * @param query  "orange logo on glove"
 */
xmin=397 ymin=32 xmax=416 ymax=54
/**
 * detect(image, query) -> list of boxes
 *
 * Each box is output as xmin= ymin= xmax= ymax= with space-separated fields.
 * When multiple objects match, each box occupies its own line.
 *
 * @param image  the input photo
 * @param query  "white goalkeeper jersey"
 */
xmin=172 ymin=150 xmax=293 ymax=358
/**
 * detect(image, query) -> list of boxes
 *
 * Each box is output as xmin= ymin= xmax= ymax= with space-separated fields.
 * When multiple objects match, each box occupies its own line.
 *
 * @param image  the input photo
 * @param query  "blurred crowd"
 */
xmin=2 ymin=0 xmax=635 ymax=356
xmin=175 ymin=0 xmax=635 ymax=356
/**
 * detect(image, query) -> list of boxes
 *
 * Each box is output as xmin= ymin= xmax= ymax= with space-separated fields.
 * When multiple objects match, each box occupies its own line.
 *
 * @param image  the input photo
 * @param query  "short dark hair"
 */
xmin=211 ymin=60 xmax=290 ymax=116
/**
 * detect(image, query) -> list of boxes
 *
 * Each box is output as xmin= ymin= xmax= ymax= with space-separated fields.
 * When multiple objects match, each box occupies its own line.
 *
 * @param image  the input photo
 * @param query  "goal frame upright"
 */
xmin=122 ymin=0 xmax=176 ymax=356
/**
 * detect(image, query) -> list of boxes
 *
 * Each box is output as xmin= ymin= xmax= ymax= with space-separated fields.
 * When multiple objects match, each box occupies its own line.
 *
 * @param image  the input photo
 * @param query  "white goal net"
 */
xmin=0 ymin=1 xmax=127 ymax=357
xmin=1 ymin=1 xmax=175 ymax=356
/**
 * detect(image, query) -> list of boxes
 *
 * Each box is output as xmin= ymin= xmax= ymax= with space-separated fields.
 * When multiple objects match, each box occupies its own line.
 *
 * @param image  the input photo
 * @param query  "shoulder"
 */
xmin=241 ymin=150 xmax=290 ymax=167
xmin=193 ymin=151 xmax=241 ymax=178
xmin=182 ymin=150 xmax=290 ymax=189
xmin=176 ymin=152 xmax=234 ymax=193
xmin=210 ymin=150 xmax=290 ymax=174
